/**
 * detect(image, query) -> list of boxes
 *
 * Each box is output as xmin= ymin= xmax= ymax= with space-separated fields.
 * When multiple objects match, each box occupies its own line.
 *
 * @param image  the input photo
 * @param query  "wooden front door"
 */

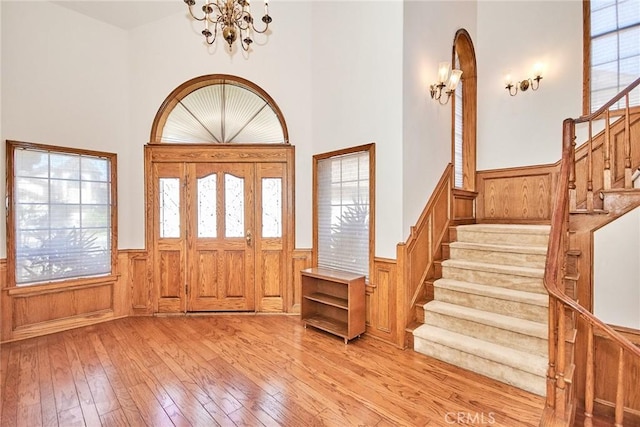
xmin=148 ymin=145 xmax=293 ymax=314
xmin=153 ymin=162 xmax=255 ymax=312
xmin=187 ymin=163 xmax=255 ymax=311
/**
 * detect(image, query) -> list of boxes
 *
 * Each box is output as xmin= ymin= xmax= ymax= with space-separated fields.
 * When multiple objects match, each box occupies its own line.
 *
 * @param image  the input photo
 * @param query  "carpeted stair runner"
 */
xmin=413 ymin=224 xmax=550 ymax=396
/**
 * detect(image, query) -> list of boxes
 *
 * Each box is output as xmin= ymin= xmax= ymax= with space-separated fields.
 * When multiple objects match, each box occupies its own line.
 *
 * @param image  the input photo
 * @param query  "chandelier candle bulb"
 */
xmin=504 ymin=74 xmax=513 ymax=87
xmin=533 ymin=62 xmax=543 ymax=79
xmin=438 ymin=62 xmax=451 ymax=84
xmin=447 ymin=69 xmax=463 ymax=91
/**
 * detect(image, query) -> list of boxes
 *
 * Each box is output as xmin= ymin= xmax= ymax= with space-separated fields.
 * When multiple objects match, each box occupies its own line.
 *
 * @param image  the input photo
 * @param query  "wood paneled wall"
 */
xmin=592 ymin=330 xmax=640 ymax=418
xmin=2 ymin=248 xmax=401 ymax=348
xmin=397 ymin=165 xmax=453 ymax=344
xmin=0 ymin=251 xmax=149 ymax=342
xmin=476 ymin=164 xmax=558 ymax=223
xmin=125 ymin=250 xmax=153 ymax=315
xmin=395 ymin=165 xmax=477 ymax=348
xmin=290 ymin=249 xmax=312 ymax=313
xmin=366 ymin=258 xmax=397 ymax=344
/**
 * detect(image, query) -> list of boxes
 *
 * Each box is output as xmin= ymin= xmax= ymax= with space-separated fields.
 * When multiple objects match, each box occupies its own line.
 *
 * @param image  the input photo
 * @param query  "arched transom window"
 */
xmin=150 ymin=74 xmax=289 ymax=144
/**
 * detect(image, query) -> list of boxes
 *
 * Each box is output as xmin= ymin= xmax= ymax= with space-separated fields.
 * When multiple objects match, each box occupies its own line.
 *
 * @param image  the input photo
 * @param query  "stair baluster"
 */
xmin=569 ymin=129 xmax=577 ymax=212
xmin=615 ymin=347 xmax=625 ymax=427
xmin=584 ymin=323 xmax=594 ymax=427
xmin=587 ymin=121 xmax=594 ymax=212
xmin=624 ymin=94 xmax=632 ymax=188
xmin=603 ymin=109 xmax=612 ymax=190
xmin=556 ymin=302 xmax=567 ymax=415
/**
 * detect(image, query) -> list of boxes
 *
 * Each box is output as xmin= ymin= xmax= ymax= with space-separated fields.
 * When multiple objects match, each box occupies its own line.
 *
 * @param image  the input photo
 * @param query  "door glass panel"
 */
xmin=197 ymin=174 xmax=217 ymax=238
xmin=225 ymin=174 xmax=245 ymax=238
xmin=262 ymin=178 xmax=282 ymax=238
xmin=159 ymin=178 xmax=180 ymax=238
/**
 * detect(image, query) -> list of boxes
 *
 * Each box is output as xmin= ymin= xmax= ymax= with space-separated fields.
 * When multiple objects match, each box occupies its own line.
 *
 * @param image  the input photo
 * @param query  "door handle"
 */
xmin=246 ymin=230 xmax=252 ymax=246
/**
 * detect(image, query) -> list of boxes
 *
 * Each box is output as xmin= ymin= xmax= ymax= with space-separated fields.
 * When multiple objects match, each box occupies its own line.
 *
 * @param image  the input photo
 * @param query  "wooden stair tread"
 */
xmin=405 ymin=320 xmax=423 ymax=333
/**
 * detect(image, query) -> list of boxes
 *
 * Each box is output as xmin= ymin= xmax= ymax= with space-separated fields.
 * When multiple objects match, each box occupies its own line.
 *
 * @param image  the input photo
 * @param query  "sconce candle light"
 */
xmin=505 ymin=63 xmax=543 ymax=96
xmin=430 ymin=62 xmax=463 ymax=105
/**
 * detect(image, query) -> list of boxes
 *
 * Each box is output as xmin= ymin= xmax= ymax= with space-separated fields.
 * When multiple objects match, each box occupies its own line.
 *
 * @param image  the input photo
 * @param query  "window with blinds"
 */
xmin=315 ymin=146 xmax=373 ymax=279
xmin=9 ymin=142 xmax=116 ymax=286
xmin=589 ymin=0 xmax=640 ymax=112
xmin=454 ymin=53 xmax=464 ymax=188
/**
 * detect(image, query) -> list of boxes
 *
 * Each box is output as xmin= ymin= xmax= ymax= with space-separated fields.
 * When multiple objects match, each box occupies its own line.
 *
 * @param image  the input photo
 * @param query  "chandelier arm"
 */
xmin=206 ymin=18 xmax=220 ymax=44
xmin=186 ymin=5 xmax=208 ymax=22
xmin=185 ymin=0 xmax=272 ymax=51
xmin=251 ymin=19 xmax=270 ymax=34
xmin=237 ymin=14 xmax=250 ymax=31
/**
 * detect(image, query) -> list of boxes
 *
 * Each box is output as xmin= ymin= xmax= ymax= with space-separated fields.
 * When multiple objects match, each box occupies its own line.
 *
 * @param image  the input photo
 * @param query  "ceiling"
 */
xmin=51 ymin=1 xmax=183 ymax=30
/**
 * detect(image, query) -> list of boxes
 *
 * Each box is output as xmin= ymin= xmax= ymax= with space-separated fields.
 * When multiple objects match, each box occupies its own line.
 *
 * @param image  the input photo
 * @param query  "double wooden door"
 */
xmin=149 ymin=152 xmax=290 ymax=313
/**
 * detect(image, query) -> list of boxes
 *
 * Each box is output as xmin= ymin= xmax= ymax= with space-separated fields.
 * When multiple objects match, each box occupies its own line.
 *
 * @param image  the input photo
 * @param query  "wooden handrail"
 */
xmin=544 ymin=79 xmax=640 ymax=425
xmin=576 ymin=77 xmax=640 ymax=123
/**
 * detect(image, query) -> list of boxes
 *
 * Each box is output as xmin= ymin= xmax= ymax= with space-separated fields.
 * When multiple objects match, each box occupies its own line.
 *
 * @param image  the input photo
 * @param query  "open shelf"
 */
xmin=303 ymin=315 xmax=348 ymax=337
xmin=303 ymin=292 xmax=348 ymax=310
xmin=300 ymin=267 xmax=365 ymax=344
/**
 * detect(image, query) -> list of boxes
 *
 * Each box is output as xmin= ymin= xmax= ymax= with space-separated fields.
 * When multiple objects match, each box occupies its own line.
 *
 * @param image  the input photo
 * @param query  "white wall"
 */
xmin=0 ymin=1 xmax=130 ymax=258
xmin=127 ymin=1 xmax=314 ymax=250
xmin=476 ymin=1 xmax=583 ymax=170
xmin=310 ymin=1 xmax=404 ymax=258
xmin=402 ymin=1 xmax=477 ymax=233
xmin=1 ymin=1 xmax=405 ymax=258
xmin=594 ymin=208 xmax=640 ymax=329
xmin=0 ymin=0 xmax=591 ymax=262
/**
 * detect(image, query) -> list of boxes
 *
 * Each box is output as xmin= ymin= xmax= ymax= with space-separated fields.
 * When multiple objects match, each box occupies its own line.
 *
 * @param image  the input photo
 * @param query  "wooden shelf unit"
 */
xmin=300 ymin=267 xmax=366 ymax=344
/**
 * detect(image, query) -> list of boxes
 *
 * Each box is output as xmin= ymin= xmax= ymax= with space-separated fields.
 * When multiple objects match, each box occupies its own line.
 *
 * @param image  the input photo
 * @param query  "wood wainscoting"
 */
xmin=476 ymin=163 xmax=558 ymax=223
xmin=290 ymin=250 xmax=399 ymax=347
xmin=2 ymin=250 xmax=401 ymax=348
xmin=366 ymin=258 xmax=397 ymax=344
xmin=0 ymin=251 xmax=148 ymax=342
xmin=290 ymin=249 xmax=312 ymax=313
xmin=125 ymin=250 xmax=153 ymax=316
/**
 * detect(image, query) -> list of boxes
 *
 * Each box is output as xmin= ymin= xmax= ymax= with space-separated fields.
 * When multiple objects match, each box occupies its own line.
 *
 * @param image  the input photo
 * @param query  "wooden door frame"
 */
xmin=144 ymin=143 xmax=296 ymax=313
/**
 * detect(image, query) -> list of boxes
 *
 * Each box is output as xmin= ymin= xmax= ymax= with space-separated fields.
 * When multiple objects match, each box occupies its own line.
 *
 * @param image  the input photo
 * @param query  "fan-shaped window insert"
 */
xmin=151 ymin=75 xmax=288 ymax=144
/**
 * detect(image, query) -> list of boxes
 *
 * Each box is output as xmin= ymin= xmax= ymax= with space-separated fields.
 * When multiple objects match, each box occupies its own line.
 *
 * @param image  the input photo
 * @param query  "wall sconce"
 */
xmin=430 ymin=62 xmax=463 ymax=105
xmin=505 ymin=63 xmax=543 ymax=96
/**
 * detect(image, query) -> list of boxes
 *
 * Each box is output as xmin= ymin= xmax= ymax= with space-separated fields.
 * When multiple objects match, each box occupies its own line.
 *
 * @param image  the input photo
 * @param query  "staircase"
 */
xmin=413 ymin=223 xmax=550 ymax=396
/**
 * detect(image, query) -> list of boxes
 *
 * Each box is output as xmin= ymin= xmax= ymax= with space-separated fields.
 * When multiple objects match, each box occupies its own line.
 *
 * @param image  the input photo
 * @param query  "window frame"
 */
xmin=149 ymin=74 xmax=289 ymax=144
xmin=451 ymin=29 xmax=477 ymax=192
xmin=6 ymin=140 xmax=118 ymax=288
xmin=312 ymin=143 xmax=375 ymax=280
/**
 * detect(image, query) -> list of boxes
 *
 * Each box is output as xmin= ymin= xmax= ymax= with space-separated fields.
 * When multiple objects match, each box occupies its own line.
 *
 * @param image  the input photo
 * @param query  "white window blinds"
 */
xmin=590 ymin=0 xmax=640 ymax=112
xmin=13 ymin=147 xmax=113 ymax=285
xmin=317 ymin=150 xmax=370 ymax=278
xmin=454 ymin=53 xmax=464 ymax=188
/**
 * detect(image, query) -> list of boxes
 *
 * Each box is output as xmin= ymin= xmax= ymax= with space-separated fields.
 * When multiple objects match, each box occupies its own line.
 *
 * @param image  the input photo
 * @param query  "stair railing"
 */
xmin=570 ymin=77 xmax=640 ymax=212
xmin=545 ymin=79 xmax=640 ymax=425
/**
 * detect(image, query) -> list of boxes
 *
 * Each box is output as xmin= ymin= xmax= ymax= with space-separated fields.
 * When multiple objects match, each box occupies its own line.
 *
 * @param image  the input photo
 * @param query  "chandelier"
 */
xmin=184 ymin=0 xmax=272 ymax=51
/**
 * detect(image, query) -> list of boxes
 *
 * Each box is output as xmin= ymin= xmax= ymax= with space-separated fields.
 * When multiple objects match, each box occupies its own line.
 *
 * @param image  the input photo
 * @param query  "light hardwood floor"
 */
xmin=0 ymin=315 xmax=545 ymax=426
